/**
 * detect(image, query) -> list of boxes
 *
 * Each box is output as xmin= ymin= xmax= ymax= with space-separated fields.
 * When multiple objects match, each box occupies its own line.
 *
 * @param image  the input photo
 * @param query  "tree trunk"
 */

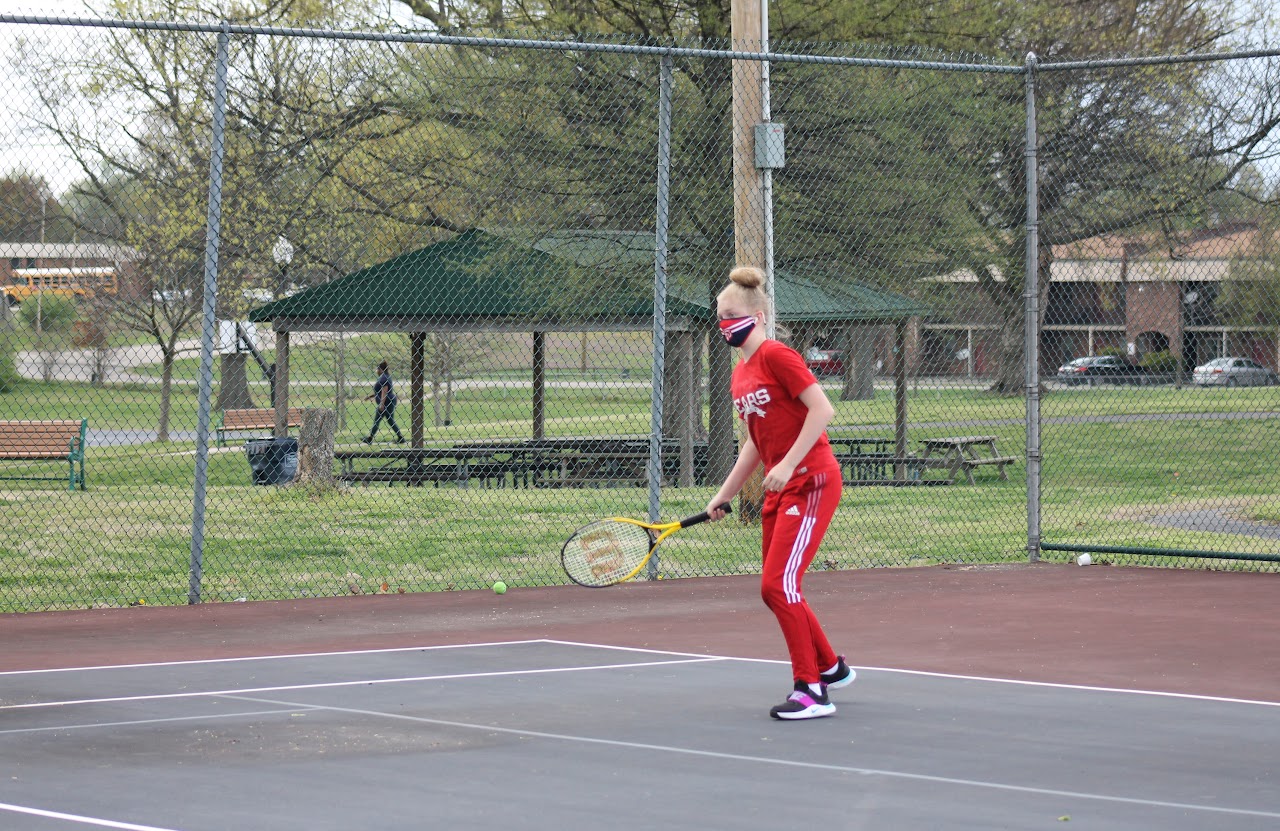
xmin=988 ymin=250 xmax=1052 ymax=396
xmin=157 ymin=347 xmax=174 ymax=442
xmin=840 ymin=324 xmax=877 ymax=402
xmin=216 ymin=352 xmax=256 ymax=410
xmin=661 ymin=330 xmax=699 ymax=486
xmin=295 ymin=408 xmax=337 ymax=487
xmin=990 ymin=313 xmax=1025 ymax=396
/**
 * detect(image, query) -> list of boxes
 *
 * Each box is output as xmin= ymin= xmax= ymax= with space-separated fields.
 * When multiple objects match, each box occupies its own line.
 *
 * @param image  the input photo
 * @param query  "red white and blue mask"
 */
xmin=718 ymin=314 xmax=757 ymax=347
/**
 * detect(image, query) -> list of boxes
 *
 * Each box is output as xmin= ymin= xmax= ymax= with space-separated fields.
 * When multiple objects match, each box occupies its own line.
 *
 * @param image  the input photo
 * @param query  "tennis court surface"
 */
xmin=2 ymin=564 xmax=1277 ymax=830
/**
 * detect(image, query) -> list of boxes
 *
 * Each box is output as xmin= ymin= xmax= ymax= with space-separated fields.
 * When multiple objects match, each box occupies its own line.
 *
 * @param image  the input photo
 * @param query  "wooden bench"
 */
xmin=919 ymin=435 xmax=1018 ymax=485
xmin=0 ymin=419 xmax=88 ymax=490
xmin=216 ymin=407 xmax=305 ymax=446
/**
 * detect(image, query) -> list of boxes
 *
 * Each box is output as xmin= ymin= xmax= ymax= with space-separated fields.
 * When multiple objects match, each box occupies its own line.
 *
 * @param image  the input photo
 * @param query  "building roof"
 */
xmin=932 ymin=222 xmax=1278 ymax=284
xmin=1051 ymin=222 xmax=1273 ymax=262
xmin=0 ymin=243 xmax=138 ymax=260
xmin=778 ymin=262 xmax=928 ymax=321
xmin=249 ymin=228 xmax=711 ymax=329
xmin=250 ymin=228 xmax=925 ymax=329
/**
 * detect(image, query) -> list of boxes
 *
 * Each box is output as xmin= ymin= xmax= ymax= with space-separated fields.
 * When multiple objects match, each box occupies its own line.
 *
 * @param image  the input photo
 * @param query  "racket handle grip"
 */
xmin=681 ymin=502 xmax=733 ymax=528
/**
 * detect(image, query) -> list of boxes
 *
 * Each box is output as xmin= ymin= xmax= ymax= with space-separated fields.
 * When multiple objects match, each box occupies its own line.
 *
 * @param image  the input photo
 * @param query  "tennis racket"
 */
xmin=561 ymin=503 xmax=732 ymax=588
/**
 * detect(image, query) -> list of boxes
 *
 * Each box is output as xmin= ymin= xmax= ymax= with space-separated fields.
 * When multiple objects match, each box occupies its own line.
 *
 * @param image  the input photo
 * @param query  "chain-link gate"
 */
xmin=1033 ymin=53 xmax=1280 ymax=570
xmin=1 ymin=12 xmax=1276 ymax=612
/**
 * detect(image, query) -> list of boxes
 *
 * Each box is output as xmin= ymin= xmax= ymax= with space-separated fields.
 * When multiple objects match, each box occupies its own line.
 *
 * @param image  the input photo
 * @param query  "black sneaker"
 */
xmin=769 ymin=682 xmax=835 ymax=720
xmin=820 ymin=656 xmax=856 ymax=690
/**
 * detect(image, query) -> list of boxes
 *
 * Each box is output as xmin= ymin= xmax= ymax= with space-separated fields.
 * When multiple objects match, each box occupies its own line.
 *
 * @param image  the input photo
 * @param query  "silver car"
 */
xmin=1192 ymin=357 xmax=1278 ymax=387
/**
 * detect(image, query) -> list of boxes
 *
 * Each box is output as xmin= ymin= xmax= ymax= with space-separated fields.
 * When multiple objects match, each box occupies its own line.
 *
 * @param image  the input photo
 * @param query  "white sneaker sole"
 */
xmin=772 ymin=702 xmax=836 ymax=720
xmin=824 ymin=668 xmax=856 ymax=690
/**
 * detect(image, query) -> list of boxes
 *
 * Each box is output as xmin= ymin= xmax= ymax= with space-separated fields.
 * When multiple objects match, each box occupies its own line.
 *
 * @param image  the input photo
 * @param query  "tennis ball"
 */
xmin=492 ymin=581 xmax=508 ymax=595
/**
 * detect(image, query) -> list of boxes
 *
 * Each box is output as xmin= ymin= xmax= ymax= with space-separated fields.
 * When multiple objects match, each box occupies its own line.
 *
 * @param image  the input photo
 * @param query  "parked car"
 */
xmin=1192 ymin=357 xmax=1278 ymax=387
xmin=1055 ymin=355 xmax=1149 ymax=386
xmin=804 ymin=347 xmax=845 ymax=377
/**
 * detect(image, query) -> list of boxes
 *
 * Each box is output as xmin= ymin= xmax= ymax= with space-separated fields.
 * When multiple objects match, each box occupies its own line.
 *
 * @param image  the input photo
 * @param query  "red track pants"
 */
xmin=760 ymin=465 xmax=843 ymax=685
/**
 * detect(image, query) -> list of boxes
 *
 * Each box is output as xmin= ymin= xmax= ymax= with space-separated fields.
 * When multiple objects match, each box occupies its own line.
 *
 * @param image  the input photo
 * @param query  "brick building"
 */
xmin=918 ymin=222 xmax=1280 ymax=378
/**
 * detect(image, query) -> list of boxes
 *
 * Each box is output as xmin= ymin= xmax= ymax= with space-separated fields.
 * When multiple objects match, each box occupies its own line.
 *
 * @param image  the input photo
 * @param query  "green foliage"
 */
xmin=0 ymin=334 xmax=16 ymax=393
xmin=0 ymin=173 xmax=78 ymax=243
xmin=16 ymin=294 xmax=79 ymax=334
xmin=1139 ymin=350 xmax=1177 ymax=372
xmin=1222 ymin=206 xmax=1280 ymax=326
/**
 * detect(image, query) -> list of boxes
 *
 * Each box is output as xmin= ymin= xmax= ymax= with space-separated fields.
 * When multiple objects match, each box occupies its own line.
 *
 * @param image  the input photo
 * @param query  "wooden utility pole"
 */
xmin=732 ymin=0 xmax=767 ymax=521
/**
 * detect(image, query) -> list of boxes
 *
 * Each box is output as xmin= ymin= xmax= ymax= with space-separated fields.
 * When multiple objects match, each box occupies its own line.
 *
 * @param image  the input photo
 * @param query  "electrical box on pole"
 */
xmin=754 ymin=123 xmax=785 ymax=169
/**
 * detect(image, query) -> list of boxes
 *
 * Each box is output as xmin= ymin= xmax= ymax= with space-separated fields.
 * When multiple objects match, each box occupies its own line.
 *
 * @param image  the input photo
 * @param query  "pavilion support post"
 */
xmin=532 ymin=331 xmax=546 ymax=439
xmin=273 ymin=330 xmax=290 ymax=438
xmin=410 ymin=332 xmax=425 ymax=448
xmin=893 ymin=319 xmax=908 ymax=481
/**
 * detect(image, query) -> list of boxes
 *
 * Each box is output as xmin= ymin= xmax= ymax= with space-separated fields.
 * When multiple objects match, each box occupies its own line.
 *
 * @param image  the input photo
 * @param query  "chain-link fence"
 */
xmin=1 ymin=13 xmax=1277 ymax=612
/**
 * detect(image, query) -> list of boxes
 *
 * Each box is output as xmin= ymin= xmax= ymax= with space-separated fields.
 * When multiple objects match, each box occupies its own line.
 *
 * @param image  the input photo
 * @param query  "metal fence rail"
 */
xmin=0 ymin=14 xmax=1277 ymax=612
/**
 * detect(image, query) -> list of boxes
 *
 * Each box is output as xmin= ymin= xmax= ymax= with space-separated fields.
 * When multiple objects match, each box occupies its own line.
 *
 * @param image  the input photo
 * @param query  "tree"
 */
xmin=392 ymin=0 xmax=1280 ymax=397
xmin=19 ymin=0 xmax=454 ymax=439
xmin=929 ymin=0 xmax=1280 ymax=393
xmin=1221 ymin=202 xmax=1280 ymax=327
xmin=0 ymin=173 xmax=77 ymax=243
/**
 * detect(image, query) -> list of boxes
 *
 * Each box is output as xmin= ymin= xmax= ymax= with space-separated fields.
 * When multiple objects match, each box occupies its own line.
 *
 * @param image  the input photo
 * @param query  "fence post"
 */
xmin=189 ymin=23 xmax=231 ymax=604
xmin=1023 ymin=51 xmax=1042 ymax=563
xmin=647 ymin=52 xmax=675 ymax=579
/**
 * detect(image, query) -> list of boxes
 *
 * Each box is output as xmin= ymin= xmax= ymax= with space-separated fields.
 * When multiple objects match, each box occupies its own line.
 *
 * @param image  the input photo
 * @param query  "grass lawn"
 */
xmin=0 ymin=364 xmax=1276 ymax=611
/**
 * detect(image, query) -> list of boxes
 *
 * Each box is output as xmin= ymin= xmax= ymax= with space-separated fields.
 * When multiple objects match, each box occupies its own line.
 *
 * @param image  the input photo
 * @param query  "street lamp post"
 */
xmin=271 ymin=235 xmax=294 ymax=299
xmin=268 ymin=236 xmax=293 ymax=404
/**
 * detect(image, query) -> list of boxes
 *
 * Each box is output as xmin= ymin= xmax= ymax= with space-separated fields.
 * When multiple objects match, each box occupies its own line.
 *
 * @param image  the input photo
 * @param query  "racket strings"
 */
xmin=562 ymin=520 xmax=653 ymax=587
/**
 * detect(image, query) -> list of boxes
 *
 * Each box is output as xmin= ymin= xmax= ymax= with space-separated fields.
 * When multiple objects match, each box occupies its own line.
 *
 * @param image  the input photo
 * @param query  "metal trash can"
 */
xmin=245 ymin=437 xmax=298 ymax=486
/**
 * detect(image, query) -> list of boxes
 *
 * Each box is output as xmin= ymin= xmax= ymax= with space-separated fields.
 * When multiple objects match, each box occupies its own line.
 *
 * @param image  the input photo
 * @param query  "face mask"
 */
xmin=719 ymin=315 xmax=757 ymax=347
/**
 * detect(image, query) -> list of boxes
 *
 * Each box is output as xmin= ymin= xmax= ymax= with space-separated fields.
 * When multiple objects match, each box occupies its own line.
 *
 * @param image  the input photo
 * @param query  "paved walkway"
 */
xmin=15 ymin=339 xmax=203 ymax=385
xmin=1147 ymin=508 xmax=1280 ymax=540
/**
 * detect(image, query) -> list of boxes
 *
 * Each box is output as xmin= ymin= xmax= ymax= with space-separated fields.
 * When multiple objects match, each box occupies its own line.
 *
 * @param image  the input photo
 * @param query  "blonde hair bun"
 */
xmin=729 ymin=266 xmax=765 ymax=289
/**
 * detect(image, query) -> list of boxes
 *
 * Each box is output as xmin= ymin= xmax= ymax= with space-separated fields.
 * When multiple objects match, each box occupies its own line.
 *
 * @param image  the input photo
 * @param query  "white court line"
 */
xmin=0 ymin=656 xmax=728 ymax=711
xmin=0 ymin=801 xmax=180 ymax=831
xmin=6 ymin=637 xmax=1277 ymax=709
xmin=541 ymin=640 xmax=1280 ymax=708
xmin=232 ymin=692 xmax=1280 ymax=822
xmin=0 ymin=638 xmax=547 ymax=675
xmin=0 ymin=706 xmax=317 ymax=737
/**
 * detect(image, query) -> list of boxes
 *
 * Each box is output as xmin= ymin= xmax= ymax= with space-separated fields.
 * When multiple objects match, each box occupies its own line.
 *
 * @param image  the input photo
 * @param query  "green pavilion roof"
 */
xmin=250 ymin=228 xmax=925 ymax=325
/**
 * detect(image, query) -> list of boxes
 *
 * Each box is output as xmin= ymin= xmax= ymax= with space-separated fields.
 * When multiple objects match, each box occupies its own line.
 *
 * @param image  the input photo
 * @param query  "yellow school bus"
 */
xmin=2 ymin=267 xmax=118 ymax=307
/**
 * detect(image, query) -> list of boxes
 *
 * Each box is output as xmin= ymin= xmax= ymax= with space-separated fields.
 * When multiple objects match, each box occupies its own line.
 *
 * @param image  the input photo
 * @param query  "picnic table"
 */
xmin=333 ymin=436 xmax=711 ymax=489
xmin=334 ymin=446 xmax=521 ymax=488
xmin=826 ymin=436 xmax=949 ymax=486
xmin=918 ymin=435 xmax=1018 ymax=485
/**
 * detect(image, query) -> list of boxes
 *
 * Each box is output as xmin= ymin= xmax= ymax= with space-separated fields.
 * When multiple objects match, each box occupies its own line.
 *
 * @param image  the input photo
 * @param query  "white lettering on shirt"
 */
xmin=734 ymin=388 xmax=771 ymax=419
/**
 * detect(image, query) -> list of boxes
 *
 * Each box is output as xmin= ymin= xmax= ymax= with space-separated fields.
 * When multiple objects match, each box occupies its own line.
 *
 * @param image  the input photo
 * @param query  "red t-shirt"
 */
xmin=730 ymin=340 xmax=836 ymax=473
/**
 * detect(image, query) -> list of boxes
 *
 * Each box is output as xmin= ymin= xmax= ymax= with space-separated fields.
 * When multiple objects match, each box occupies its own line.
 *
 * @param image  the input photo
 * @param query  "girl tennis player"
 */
xmin=705 ymin=266 xmax=855 ymax=720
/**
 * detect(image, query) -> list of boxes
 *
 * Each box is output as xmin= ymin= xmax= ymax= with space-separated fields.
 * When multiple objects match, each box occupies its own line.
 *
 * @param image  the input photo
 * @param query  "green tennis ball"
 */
xmin=492 ymin=581 xmax=507 ymax=595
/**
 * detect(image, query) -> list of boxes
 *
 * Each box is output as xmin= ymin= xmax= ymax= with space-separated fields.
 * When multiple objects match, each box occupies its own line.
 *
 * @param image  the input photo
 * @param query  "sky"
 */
xmin=0 ymin=2 xmax=421 ymax=195
xmin=0 ymin=2 xmax=92 ymax=195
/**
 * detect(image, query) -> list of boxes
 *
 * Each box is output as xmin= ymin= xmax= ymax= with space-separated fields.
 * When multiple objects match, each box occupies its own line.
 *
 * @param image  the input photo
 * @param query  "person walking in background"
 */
xmin=364 ymin=360 xmax=404 ymax=444
xmin=704 ymin=266 xmax=855 ymax=720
